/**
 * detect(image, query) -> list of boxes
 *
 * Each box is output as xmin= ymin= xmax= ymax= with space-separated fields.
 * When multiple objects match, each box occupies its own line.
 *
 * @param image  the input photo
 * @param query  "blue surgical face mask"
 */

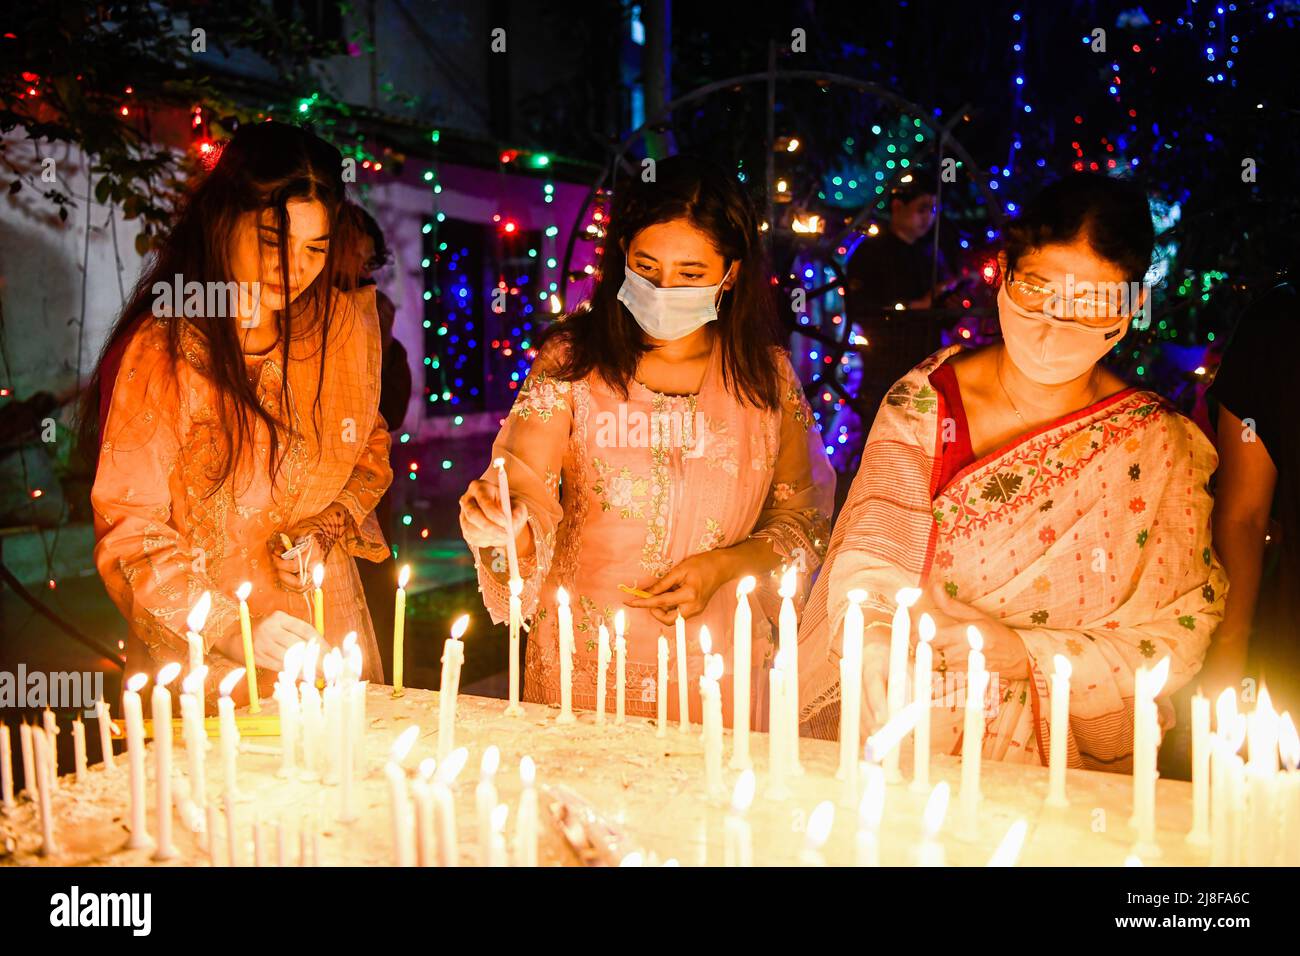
xmin=617 ymin=262 xmax=734 ymax=341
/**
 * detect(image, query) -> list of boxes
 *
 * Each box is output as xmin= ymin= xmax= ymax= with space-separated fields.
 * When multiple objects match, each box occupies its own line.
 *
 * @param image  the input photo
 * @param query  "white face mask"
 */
xmin=617 ymin=263 xmax=733 ymax=341
xmin=998 ymin=284 xmax=1128 ymax=385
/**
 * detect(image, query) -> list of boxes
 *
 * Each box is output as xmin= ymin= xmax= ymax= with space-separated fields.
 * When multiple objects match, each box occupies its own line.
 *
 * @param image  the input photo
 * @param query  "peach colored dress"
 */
xmin=92 ymin=288 xmax=393 ymax=701
xmin=469 ymin=335 xmax=835 ymax=726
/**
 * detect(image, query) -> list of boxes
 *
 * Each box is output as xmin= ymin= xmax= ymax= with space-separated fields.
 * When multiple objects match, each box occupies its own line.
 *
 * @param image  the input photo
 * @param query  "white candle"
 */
xmin=476 ymin=745 xmax=500 ymax=866
xmin=596 ymin=623 xmax=610 ymax=726
xmin=1046 ymin=654 xmax=1072 ymax=808
xmin=886 ymin=587 xmax=922 ymax=782
xmin=987 ymin=819 xmax=1029 ymax=866
xmin=505 ymin=576 xmax=525 ymax=717
xmin=657 ymin=635 xmax=669 ymax=737
xmin=910 ymin=613 xmax=935 ymax=794
xmin=32 ymin=727 xmax=57 ymax=856
xmin=393 ymin=564 xmax=410 ymax=697
xmin=95 ymin=698 xmax=115 ymax=772
xmin=253 ymin=816 xmax=265 ymax=866
xmin=917 ymin=781 xmax=950 ymax=866
xmin=339 ymin=669 xmax=359 ymax=823
xmin=321 ymin=650 xmax=342 ymax=785
xmin=799 ymin=801 xmax=834 ymax=866
xmin=1244 ymin=687 xmax=1279 ymax=866
xmin=437 ymin=615 xmax=470 ymax=757
xmin=1279 ymin=714 xmax=1300 ymax=867
xmin=225 ymin=791 xmax=239 ymax=867
xmin=731 ymin=577 xmax=756 ymax=769
xmin=276 ymin=642 xmax=304 ymax=778
xmin=186 ymin=591 xmax=212 ymax=723
xmin=151 ymin=661 xmax=182 ymax=861
xmin=1132 ymin=656 xmax=1169 ymax=857
xmin=218 ymin=669 xmax=245 ymax=809
xmin=838 ymin=589 xmax=866 ymax=789
xmin=433 ymin=747 xmax=468 ymax=866
xmin=18 ymin=720 xmax=35 ymax=801
xmin=515 ymin=756 xmax=539 ymax=867
xmin=205 ymin=803 xmax=220 ymax=861
xmin=72 ymin=717 xmax=87 ymax=783
xmin=1210 ymin=688 xmax=1241 ymax=866
xmin=614 ymin=608 xmax=627 ymax=725
xmin=181 ymin=667 xmax=208 ymax=812
xmin=489 ymin=803 xmax=510 ymax=867
xmin=958 ymin=626 xmax=986 ymax=837
xmin=766 ymin=651 xmax=790 ymax=801
xmin=778 ymin=568 xmax=803 ymax=775
xmin=699 ymin=628 xmax=725 ymax=800
xmin=41 ymin=708 xmax=59 ymax=785
xmin=723 ymin=770 xmax=755 ymax=867
xmin=556 ymin=590 xmax=576 ymax=724
xmin=1186 ymin=689 xmax=1211 ymax=846
xmin=494 ymin=457 xmax=522 ymax=582
xmin=0 ymin=722 xmax=14 ymax=811
xmin=385 ymin=725 xmax=418 ymax=866
xmin=675 ymin=612 xmax=689 ymax=731
xmin=299 ymin=641 xmax=323 ymax=780
xmin=855 ymin=762 xmax=886 ymax=866
xmin=123 ymin=673 xmax=151 ymax=850
xmin=413 ymin=758 xmax=438 ymax=867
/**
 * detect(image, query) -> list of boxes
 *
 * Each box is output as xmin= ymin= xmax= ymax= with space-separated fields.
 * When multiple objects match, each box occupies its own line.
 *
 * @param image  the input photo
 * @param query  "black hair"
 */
xmin=1004 ymin=174 xmax=1154 ymax=285
xmin=890 ymin=170 xmax=936 ymax=205
xmin=534 ymin=154 xmax=783 ymax=409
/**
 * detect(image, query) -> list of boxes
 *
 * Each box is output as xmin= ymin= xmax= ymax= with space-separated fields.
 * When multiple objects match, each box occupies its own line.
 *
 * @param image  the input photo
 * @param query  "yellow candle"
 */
xmin=312 ymin=563 xmax=326 ymax=637
xmin=236 ymin=582 xmax=259 ymax=713
xmin=393 ymin=564 xmax=410 ymax=698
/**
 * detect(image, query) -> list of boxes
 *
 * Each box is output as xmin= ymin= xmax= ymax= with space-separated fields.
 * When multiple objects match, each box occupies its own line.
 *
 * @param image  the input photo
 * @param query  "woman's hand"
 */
xmin=459 ymin=478 xmax=532 ymax=555
xmin=269 ymin=503 xmax=350 ymax=593
xmin=212 ymin=610 xmax=319 ymax=672
xmin=858 ymin=639 xmax=892 ymax=738
xmin=622 ymin=552 xmax=735 ymax=626
xmin=924 ymin=581 xmax=1031 ymax=680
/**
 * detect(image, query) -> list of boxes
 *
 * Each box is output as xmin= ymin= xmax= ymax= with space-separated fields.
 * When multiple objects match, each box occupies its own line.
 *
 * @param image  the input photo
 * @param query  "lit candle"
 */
xmin=151 ymin=662 xmax=182 ymax=861
xmin=276 ymin=642 xmax=304 ymax=778
xmin=886 ymin=587 xmax=922 ymax=783
xmin=917 ymin=781 xmax=950 ymax=866
xmin=1279 ymin=714 xmax=1300 ymax=867
xmin=1046 ymin=654 xmax=1072 ymax=808
xmin=838 ymin=589 xmax=866 ymax=788
xmin=18 ymin=720 xmax=35 ymax=802
xmin=855 ymin=762 xmax=886 ymax=866
xmin=596 ymin=623 xmax=610 ymax=726
xmin=433 ymin=747 xmax=468 ymax=867
xmin=765 ymin=650 xmax=790 ymax=801
xmin=413 ymin=758 xmax=438 ymax=867
xmin=910 ymin=613 xmax=935 ymax=794
xmin=1244 ymin=686 xmax=1279 ymax=866
xmin=299 ymin=640 xmax=323 ymax=780
xmin=339 ymin=658 xmax=358 ymax=823
xmin=321 ymin=650 xmax=342 ymax=785
xmin=614 ymin=608 xmax=627 ymax=725
xmin=799 ymin=801 xmax=835 ymax=866
xmin=392 ymin=564 xmax=410 ymax=698
xmin=958 ymin=626 xmax=987 ymax=838
xmin=41 ymin=708 xmax=58 ymax=785
xmin=72 ymin=716 xmax=87 ymax=783
xmin=724 ymin=769 xmax=755 ymax=867
xmin=476 ymin=745 xmax=500 ymax=866
xmin=505 ymin=577 xmax=524 ymax=717
xmin=731 ymin=577 xmax=755 ymax=769
xmin=556 ymin=589 xmax=576 ymax=724
xmin=437 ymin=615 xmax=470 ymax=759
xmin=186 ymin=591 xmax=211 ymax=720
xmin=1132 ymin=656 xmax=1169 ymax=857
xmin=657 ymin=635 xmax=669 ymax=738
xmin=1186 ymin=689 xmax=1211 ymax=847
xmin=494 ymin=457 xmax=522 ymax=582
xmin=32 ymin=727 xmax=57 ymax=857
xmin=515 ymin=756 xmax=539 ymax=867
xmin=987 ymin=819 xmax=1029 ymax=866
xmin=1210 ymin=688 xmax=1242 ymax=866
xmin=0 ymin=722 xmax=14 ymax=811
xmin=699 ymin=628 xmax=725 ymax=801
xmin=385 ymin=725 xmax=418 ymax=867
xmin=181 ymin=667 xmax=207 ymax=812
xmin=675 ymin=612 xmax=689 ymax=732
xmin=312 ymin=563 xmax=326 ymax=637
xmin=489 ymin=803 xmax=510 ymax=867
xmin=123 ymin=673 xmax=151 ymax=850
xmin=218 ymin=668 xmax=245 ymax=809
xmin=235 ymin=582 xmax=260 ymax=713
xmin=95 ymin=698 xmax=115 ymax=772
xmin=778 ymin=568 xmax=802 ymax=775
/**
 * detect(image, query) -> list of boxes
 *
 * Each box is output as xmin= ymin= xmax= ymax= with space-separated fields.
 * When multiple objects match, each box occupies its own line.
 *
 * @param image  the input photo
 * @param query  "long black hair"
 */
xmin=76 ymin=121 xmax=359 ymax=500
xmin=536 ymin=155 xmax=783 ymax=409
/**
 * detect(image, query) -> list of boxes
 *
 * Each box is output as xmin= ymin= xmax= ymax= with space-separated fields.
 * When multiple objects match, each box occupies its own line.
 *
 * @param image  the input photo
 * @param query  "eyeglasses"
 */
xmin=1005 ymin=270 xmax=1136 ymax=325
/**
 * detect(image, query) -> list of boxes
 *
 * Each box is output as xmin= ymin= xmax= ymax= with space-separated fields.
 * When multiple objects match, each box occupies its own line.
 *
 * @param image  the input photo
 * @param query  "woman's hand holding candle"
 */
xmin=926 ymin=584 xmax=1030 ymax=679
xmin=621 ymin=551 xmax=732 ymax=625
xmin=458 ymin=478 xmax=533 ymax=558
xmin=214 ymin=610 xmax=317 ymax=673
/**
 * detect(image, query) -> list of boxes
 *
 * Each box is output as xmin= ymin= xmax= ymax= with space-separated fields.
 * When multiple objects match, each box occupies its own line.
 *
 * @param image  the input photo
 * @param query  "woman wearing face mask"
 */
xmin=80 ymin=122 xmax=393 ymax=705
xmin=460 ymin=156 xmax=834 ymax=724
xmin=799 ymin=175 xmax=1225 ymax=770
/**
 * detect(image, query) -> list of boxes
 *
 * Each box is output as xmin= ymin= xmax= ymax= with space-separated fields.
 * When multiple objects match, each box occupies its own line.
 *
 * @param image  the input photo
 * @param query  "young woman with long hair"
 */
xmin=459 ymin=155 xmax=835 ymax=724
xmin=79 ymin=121 xmax=393 ymax=704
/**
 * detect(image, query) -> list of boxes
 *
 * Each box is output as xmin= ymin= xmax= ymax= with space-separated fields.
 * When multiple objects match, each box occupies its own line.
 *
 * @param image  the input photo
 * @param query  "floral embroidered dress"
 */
xmin=92 ymin=288 xmax=394 ymax=701
xmin=471 ymin=334 xmax=835 ymax=726
xmin=798 ymin=346 xmax=1226 ymax=771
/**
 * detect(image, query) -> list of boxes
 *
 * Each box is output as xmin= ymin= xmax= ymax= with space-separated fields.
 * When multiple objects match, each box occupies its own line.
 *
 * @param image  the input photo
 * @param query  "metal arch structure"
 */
xmin=557 ymin=66 xmax=1006 ymax=314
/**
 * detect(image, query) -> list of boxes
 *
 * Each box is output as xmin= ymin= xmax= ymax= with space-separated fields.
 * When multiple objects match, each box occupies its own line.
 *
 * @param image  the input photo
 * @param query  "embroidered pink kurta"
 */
xmin=470 ymin=335 xmax=835 ymax=726
xmin=92 ymin=288 xmax=394 ymax=701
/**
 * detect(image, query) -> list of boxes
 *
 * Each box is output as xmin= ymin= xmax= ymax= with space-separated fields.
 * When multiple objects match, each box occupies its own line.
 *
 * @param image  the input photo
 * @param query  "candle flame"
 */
xmin=966 ymin=626 xmax=984 ymax=653
xmin=773 ymin=649 xmax=788 ymax=672
xmin=520 ymin=755 xmax=536 ymax=787
xmin=895 ymin=587 xmax=922 ymax=609
xmin=922 ymin=781 xmax=950 ymax=836
xmin=509 ymin=577 xmax=523 ymax=598
xmin=390 ymin=724 xmax=419 ymax=764
xmin=491 ymin=802 xmax=509 ymax=833
xmin=186 ymin=591 xmax=212 ymax=634
xmin=706 ymin=654 xmax=725 ymax=683
xmin=1279 ymin=713 xmax=1299 ymax=771
xmin=481 ymin=744 xmax=500 ymax=778
xmin=156 ymin=661 xmax=182 ymax=687
xmin=1215 ymin=687 xmax=1238 ymax=733
xmin=398 ymin=564 xmax=411 ymax=589
xmin=1257 ymin=685 xmax=1275 ymax=721
xmin=182 ymin=666 xmax=207 ymax=695
xmin=418 ymin=758 xmax=437 ymax=781
xmin=322 ymin=650 xmax=342 ymax=684
xmin=312 ymin=563 xmax=325 ymax=588
xmin=1147 ymin=656 xmax=1170 ymax=697
xmin=619 ymin=852 xmax=643 ymax=867
xmin=1124 ymin=854 xmax=1144 ymax=867
xmin=493 ymin=456 xmax=505 ymax=470
xmin=236 ymin=581 xmax=252 ymax=602
xmin=731 ymin=769 xmax=756 ymax=813
xmin=805 ymin=801 xmax=834 ymax=849
xmin=987 ymin=819 xmax=1028 ymax=867
xmin=737 ymin=576 xmax=756 ymax=598
xmin=556 ymin=586 xmax=569 ymax=607
xmin=918 ymin=613 xmax=935 ymax=643
xmin=859 ymin=765 xmax=886 ymax=829
xmin=846 ymin=588 xmax=868 ymax=606
xmin=282 ymin=642 xmax=305 ymax=683
xmin=1053 ymin=654 xmax=1072 ymax=681
xmin=450 ymin=614 xmax=470 ymax=640
xmin=614 ymin=608 xmax=625 ymax=637
xmin=436 ymin=747 xmax=468 ymax=785
xmin=342 ymin=631 xmax=357 ymax=651
xmin=219 ymin=668 xmax=245 ymax=698
xmin=779 ymin=566 xmax=797 ymax=600
xmin=699 ymin=625 xmax=712 ymax=657
xmin=127 ymin=673 xmax=148 ymax=694
xmin=302 ymin=639 xmax=320 ymax=685
xmin=347 ymin=644 xmax=362 ymax=679
xmin=598 ymin=623 xmax=610 ymax=652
